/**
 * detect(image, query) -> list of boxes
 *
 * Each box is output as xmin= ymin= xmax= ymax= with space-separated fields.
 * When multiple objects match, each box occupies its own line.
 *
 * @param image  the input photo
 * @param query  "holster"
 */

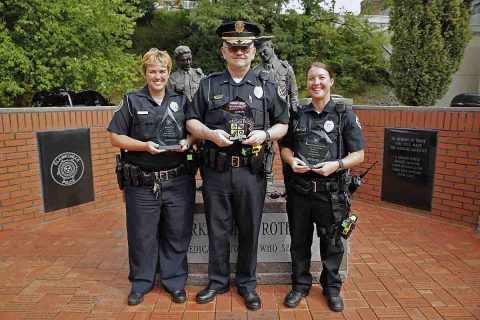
xmin=115 ymin=154 xmax=125 ymax=190
xmin=250 ymin=145 xmax=266 ymax=174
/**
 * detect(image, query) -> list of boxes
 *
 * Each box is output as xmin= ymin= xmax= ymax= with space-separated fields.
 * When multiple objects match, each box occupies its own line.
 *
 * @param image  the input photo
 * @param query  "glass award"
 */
xmin=221 ymin=97 xmax=253 ymax=142
xmin=296 ymin=130 xmax=332 ymax=168
xmin=156 ymin=109 xmax=182 ymax=150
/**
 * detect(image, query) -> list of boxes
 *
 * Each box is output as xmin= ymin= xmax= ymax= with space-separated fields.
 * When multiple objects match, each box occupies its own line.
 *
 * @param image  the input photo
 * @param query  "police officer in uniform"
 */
xmin=168 ymin=45 xmax=205 ymax=101
xmin=280 ymin=62 xmax=364 ymax=312
xmin=107 ymin=49 xmax=196 ymax=306
xmin=186 ymin=21 xmax=289 ymax=311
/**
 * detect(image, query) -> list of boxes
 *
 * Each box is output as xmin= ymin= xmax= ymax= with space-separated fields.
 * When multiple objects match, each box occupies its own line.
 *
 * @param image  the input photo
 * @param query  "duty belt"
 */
xmin=311 ymin=180 xmax=339 ymax=193
xmin=123 ymin=163 xmax=188 ymax=187
xmin=148 ymin=163 xmax=187 ymax=181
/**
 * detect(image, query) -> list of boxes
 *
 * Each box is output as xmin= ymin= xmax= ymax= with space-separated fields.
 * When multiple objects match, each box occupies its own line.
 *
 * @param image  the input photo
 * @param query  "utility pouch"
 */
xmin=186 ymin=151 xmax=198 ymax=175
xmin=208 ymin=149 xmax=216 ymax=169
xmin=216 ymin=152 xmax=227 ymax=172
xmin=115 ymin=154 xmax=124 ymax=190
xmin=341 ymin=214 xmax=358 ymax=239
xmin=250 ymin=155 xmax=264 ymax=174
xmin=123 ymin=163 xmax=132 ymax=186
xmin=264 ymin=143 xmax=275 ymax=175
xmin=128 ymin=165 xmax=140 ymax=187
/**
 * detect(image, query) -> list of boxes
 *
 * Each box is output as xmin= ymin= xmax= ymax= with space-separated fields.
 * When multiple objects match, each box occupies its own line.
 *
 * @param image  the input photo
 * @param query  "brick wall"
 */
xmin=351 ymin=106 xmax=480 ymax=227
xmin=0 ymin=107 xmax=121 ymax=231
xmin=1 ymin=106 xmax=479 ymax=230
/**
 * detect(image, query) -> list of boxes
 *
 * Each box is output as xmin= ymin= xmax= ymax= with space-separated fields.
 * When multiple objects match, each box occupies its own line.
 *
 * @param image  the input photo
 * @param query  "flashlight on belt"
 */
xmin=341 ymin=214 xmax=358 ymax=239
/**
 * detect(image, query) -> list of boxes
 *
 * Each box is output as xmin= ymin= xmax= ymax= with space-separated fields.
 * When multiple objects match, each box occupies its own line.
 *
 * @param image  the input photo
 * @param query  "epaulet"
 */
xmin=206 ymin=71 xmax=223 ymax=78
xmin=195 ymin=67 xmax=203 ymax=74
xmin=335 ymin=101 xmax=347 ymax=113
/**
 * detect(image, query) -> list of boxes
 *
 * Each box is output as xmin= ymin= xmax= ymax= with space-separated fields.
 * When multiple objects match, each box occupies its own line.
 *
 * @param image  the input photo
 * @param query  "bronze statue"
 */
xmin=254 ymin=36 xmax=299 ymax=112
xmin=168 ymin=46 xmax=205 ymax=101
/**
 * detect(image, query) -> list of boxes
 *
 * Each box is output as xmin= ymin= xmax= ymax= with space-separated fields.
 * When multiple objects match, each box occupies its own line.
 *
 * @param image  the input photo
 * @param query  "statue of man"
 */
xmin=253 ymin=36 xmax=299 ymax=113
xmin=168 ymin=46 xmax=205 ymax=101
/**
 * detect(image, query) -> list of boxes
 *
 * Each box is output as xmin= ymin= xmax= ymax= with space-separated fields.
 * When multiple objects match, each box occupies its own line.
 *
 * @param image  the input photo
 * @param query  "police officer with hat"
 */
xmin=108 ymin=48 xmax=196 ymax=306
xmin=186 ymin=21 xmax=289 ymax=311
xmin=280 ymin=62 xmax=364 ymax=312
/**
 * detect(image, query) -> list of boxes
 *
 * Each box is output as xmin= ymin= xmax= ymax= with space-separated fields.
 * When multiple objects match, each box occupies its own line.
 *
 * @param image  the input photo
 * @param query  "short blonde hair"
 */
xmin=142 ymin=48 xmax=172 ymax=74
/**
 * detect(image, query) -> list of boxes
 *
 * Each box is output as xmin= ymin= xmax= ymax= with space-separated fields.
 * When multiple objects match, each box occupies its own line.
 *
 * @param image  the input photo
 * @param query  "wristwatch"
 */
xmin=337 ymin=159 xmax=345 ymax=170
xmin=264 ymin=130 xmax=271 ymax=143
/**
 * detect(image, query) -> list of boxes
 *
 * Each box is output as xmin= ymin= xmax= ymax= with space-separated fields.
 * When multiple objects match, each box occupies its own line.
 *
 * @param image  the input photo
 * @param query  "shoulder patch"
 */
xmin=277 ymin=86 xmax=287 ymax=102
xmin=356 ymin=115 xmax=362 ymax=129
xmin=114 ymin=100 xmax=123 ymax=113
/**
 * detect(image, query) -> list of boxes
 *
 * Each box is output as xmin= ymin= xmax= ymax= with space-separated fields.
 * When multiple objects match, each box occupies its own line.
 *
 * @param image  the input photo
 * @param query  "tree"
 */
xmin=389 ymin=0 xmax=472 ymax=106
xmin=0 ymin=0 xmax=142 ymax=108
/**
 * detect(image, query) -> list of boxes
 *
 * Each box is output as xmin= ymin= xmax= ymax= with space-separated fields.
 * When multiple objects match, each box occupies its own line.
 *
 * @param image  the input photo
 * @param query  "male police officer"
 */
xmin=168 ymin=46 xmax=204 ymax=101
xmin=186 ymin=21 xmax=289 ymax=311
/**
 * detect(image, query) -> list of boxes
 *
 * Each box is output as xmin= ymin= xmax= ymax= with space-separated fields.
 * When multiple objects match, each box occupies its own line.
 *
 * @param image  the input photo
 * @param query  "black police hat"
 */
xmin=216 ymin=21 xmax=261 ymax=47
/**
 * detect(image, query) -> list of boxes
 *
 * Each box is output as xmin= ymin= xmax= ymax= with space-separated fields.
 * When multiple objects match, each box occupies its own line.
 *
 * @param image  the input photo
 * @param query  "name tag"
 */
xmin=137 ymin=111 xmax=148 ymax=115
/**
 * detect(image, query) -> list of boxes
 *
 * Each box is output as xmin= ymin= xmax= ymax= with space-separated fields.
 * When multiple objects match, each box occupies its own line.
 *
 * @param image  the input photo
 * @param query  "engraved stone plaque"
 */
xmin=381 ymin=128 xmax=438 ymax=210
xmin=187 ymin=213 xmax=321 ymax=263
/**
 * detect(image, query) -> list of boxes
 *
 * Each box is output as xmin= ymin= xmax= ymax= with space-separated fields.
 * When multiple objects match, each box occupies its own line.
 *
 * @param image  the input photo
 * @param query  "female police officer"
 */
xmin=107 ymin=49 xmax=195 ymax=305
xmin=280 ymin=62 xmax=364 ymax=312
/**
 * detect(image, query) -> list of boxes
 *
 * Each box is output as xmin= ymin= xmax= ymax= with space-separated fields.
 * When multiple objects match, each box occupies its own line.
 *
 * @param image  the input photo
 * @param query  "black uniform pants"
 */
xmin=201 ymin=165 xmax=267 ymax=293
xmin=286 ymin=185 xmax=347 ymax=295
xmin=125 ymin=173 xmax=195 ymax=294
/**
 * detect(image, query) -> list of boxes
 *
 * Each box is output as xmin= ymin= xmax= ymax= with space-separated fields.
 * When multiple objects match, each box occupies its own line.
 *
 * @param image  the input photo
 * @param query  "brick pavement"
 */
xmin=0 ymin=200 xmax=479 ymax=320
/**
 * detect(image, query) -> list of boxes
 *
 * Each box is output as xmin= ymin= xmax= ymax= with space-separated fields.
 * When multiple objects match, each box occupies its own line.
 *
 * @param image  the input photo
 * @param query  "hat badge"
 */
xmin=235 ymin=21 xmax=245 ymax=33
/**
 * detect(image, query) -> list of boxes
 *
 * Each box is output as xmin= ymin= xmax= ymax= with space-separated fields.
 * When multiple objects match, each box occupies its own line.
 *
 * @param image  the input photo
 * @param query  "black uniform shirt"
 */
xmin=281 ymin=99 xmax=364 ymax=179
xmin=107 ymin=85 xmax=188 ymax=171
xmin=186 ymin=68 xmax=289 ymax=155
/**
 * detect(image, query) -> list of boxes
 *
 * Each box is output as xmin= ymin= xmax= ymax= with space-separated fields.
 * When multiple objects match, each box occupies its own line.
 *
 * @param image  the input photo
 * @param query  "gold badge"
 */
xmin=213 ymin=94 xmax=223 ymax=100
xmin=235 ymin=21 xmax=245 ymax=33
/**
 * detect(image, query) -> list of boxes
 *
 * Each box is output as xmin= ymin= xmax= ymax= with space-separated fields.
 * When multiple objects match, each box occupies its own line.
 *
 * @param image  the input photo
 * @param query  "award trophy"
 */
xmin=297 ymin=130 xmax=332 ymax=168
xmin=221 ymin=97 xmax=253 ymax=142
xmin=156 ymin=108 xmax=182 ymax=150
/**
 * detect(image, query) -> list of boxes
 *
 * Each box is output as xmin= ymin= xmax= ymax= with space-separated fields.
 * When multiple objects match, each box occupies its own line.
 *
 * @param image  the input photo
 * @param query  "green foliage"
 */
xmin=132 ymin=0 xmax=390 ymax=98
xmin=0 ymin=0 xmax=142 ymax=107
xmin=390 ymin=0 xmax=471 ymax=106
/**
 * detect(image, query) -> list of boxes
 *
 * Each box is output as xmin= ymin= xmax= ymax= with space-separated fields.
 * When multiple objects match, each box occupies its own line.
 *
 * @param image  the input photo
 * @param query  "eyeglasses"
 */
xmin=226 ymin=46 xmax=252 ymax=54
xmin=267 ymin=191 xmax=287 ymax=199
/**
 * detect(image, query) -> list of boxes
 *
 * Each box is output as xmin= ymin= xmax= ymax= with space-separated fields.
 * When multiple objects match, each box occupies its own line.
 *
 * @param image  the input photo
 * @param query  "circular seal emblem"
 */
xmin=50 ymin=152 xmax=85 ymax=186
xmin=254 ymin=86 xmax=263 ymax=99
xmin=169 ymin=101 xmax=179 ymax=112
xmin=324 ymin=120 xmax=335 ymax=133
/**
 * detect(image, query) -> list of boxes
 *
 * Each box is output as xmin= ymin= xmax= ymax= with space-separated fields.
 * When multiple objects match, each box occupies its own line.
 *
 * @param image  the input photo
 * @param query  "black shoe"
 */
xmin=127 ymin=291 xmax=144 ymax=306
xmin=239 ymin=291 xmax=261 ymax=311
xmin=284 ymin=290 xmax=309 ymax=308
xmin=324 ymin=292 xmax=344 ymax=312
xmin=195 ymin=285 xmax=229 ymax=304
xmin=171 ymin=289 xmax=187 ymax=303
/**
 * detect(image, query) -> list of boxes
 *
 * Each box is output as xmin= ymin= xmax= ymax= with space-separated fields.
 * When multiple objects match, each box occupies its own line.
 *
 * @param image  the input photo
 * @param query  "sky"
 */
xmin=285 ymin=0 xmax=363 ymax=14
